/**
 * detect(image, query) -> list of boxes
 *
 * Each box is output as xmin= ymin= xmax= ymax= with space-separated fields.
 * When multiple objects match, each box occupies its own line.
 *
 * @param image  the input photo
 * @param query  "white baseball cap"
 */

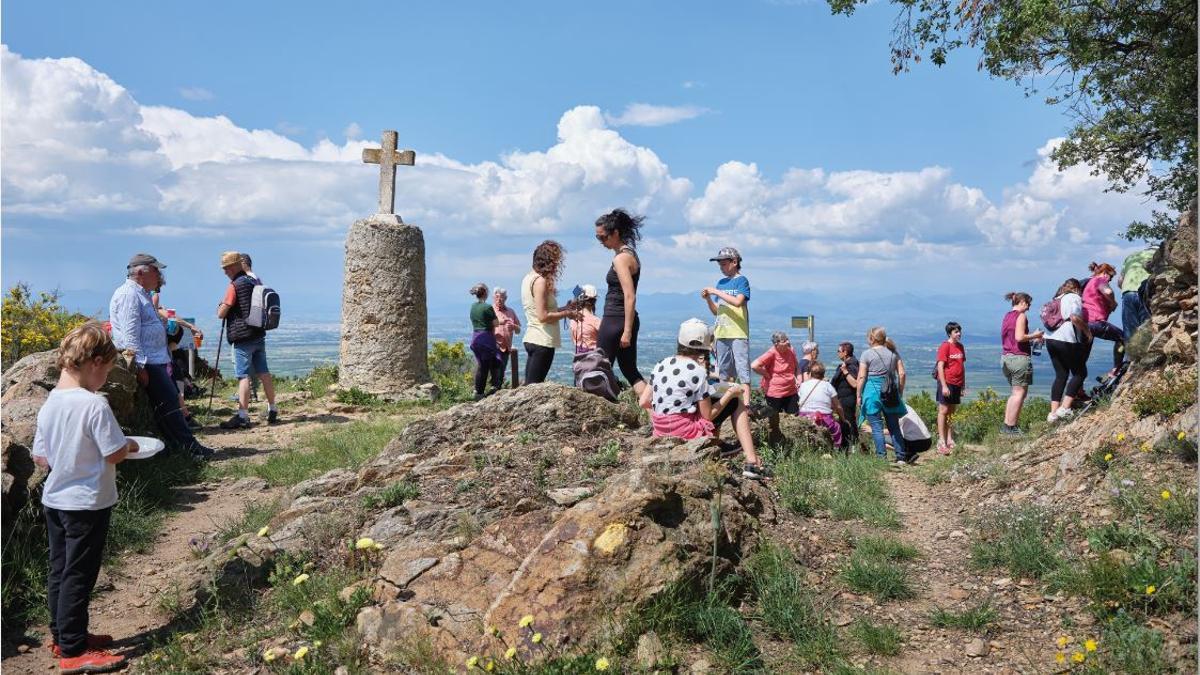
xmin=677 ymin=318 xmax=714 ymax=350
xmin=579 ymin=284 xmax=598 ymax=299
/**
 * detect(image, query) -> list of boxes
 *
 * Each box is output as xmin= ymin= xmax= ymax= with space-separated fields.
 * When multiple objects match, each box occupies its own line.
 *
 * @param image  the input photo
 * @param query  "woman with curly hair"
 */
xmin=594 ymin=208 xmax=647 ymax=396
xmin=521 ymin=240 xmax=577 ymax=384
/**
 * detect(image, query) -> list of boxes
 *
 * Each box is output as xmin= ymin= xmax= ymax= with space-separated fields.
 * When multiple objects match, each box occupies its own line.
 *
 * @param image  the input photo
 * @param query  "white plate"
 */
xmin=125 ymin=436 xmax=165 ymax=459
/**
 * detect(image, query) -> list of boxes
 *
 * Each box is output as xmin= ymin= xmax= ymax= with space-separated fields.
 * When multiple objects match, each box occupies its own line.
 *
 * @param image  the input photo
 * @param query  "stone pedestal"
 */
xmin=339 ymin=214 xmax=431 ymax=394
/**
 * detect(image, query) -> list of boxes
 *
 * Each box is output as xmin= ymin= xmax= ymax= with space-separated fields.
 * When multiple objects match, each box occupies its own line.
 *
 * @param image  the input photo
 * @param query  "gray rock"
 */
xmin=547 ymin=487 xmax=592 ymax=506
xmin=966 ymin=637 xmax=989 ymax=657
xmin=636 ymin=631 xmax=666 ymax=669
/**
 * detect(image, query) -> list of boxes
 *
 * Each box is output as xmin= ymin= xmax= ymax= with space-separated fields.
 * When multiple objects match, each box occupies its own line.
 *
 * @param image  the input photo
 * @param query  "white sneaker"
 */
xmin=1057 ymin=408 xmax=1076 ymax=420
xmin=1047 ymin=412 xmax=1058 ymax=423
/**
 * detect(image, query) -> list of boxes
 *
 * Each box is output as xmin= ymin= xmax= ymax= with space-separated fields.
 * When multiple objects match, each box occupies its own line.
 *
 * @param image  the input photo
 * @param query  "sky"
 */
xmin=1 ymin=0 xmax=1159 ymax=322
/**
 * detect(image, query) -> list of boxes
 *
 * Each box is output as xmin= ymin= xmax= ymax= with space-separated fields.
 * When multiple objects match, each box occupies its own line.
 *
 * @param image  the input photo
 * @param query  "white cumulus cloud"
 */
xmin=604 ymin=103 xmax=709 ymax=127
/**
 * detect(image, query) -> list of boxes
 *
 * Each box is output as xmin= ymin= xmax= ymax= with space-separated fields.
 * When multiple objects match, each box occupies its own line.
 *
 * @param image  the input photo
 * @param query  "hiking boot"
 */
xmin=267 ymin=409 xmax=279 ymax=425
xmin=50 ymin=634 xmax=113 ymax=657
xmin=742 ymin=463 xmax=773 ymax=480
xmin=219 ymin=414 xmax=250 ymax=430
xmin=185 ymin=415 xmax=202 ymax=430
xmin=188 ymin=443 xmax=216 ymax=461
xmin=58 ymin=648 xmax=127 ymax=674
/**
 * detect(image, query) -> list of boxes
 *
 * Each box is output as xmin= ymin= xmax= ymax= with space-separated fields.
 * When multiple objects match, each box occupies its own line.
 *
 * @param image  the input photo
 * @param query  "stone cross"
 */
xmin=361 ymin=130 xmax=416 ymax=216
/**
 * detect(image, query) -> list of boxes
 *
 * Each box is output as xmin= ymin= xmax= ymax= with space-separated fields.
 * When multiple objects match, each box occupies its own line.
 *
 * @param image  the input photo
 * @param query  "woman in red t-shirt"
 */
xmin=935 ymin=321 xmax=966 ymax=453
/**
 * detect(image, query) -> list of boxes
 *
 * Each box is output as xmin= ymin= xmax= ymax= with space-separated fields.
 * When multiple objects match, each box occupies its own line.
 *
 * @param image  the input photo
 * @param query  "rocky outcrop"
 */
xmin=1133 ymin=206 xmax=1197 ymax=371
xmin=1 ymin=350 xmax=149 ymax=522
xmin=183 ymin=384 xmax=772 ymax=664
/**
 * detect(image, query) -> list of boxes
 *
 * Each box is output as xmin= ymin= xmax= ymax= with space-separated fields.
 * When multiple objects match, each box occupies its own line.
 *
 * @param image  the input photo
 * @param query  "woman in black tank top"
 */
xmin=594 ymin=209 xmax=646 ymax=394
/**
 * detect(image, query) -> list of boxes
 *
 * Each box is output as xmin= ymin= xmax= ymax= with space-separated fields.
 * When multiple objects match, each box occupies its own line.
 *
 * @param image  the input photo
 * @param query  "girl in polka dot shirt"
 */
xmin=639 ymin=319 xmax=768 ymax=479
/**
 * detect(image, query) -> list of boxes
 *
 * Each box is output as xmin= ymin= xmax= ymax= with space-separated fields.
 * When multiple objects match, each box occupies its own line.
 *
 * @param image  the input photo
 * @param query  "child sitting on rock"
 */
xmin=639 ymin=318 xmax=769 ymax=480
xmin=796 ymin=361 xmax=845 ymax=448
xmin=33 ymin=321 xmax=138 ymax=674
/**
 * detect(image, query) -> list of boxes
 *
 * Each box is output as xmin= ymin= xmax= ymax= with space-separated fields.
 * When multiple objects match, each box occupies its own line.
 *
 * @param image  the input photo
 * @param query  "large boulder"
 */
xmin=185 ymin=383 xmax=772 ymax=665
xmin=1134 ymin=206 xmax=1197 ymax=373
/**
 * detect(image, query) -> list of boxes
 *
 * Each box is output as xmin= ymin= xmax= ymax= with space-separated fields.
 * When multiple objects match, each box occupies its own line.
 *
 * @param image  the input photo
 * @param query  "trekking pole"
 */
xmin=206 ymin=320 xmax=226 ymax=416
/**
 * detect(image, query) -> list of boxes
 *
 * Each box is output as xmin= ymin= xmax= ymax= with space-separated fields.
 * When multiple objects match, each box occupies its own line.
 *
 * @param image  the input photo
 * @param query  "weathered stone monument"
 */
xmin=339 ymin=131 xmax=433 ymax=397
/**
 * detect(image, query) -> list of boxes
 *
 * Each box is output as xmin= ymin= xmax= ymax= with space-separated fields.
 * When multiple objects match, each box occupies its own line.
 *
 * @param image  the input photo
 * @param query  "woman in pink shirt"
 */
xmin=751 ymin=331 xmax=799 ymax=439
xmin=1082 ymin=262 xmax=1124 ymax=377
xmin=492 ymin=288 xmax=521 ymax=388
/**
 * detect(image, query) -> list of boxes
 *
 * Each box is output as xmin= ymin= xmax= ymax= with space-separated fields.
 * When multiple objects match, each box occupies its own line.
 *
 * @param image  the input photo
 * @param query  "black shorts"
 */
xmin=936 ymin=383 xmax=963 ymax=405
xmin=765 ymin=394 xmax=799 ymax=416
xmin=708 ymin=394 xmax=742 ymax=428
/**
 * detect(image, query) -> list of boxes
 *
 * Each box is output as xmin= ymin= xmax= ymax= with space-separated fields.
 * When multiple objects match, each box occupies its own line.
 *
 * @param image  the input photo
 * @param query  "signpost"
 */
xmin=791 ymin=315 xmax=815 ymax=344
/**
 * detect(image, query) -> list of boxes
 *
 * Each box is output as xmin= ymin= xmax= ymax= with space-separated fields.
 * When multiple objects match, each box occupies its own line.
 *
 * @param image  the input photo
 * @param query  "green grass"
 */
xmin=928 ymin=601 xmax=997 ymax=631
xmin=1130 ymin=369 xmax=1196 ymax=418
xmin=1155 ymin=485 xmax=1196 ymax=534
xmin=334 ymin=387 xmax=383 ymax=407
xmin=361 ymin=479 xmax=420 ymax=510
xmin=298 ymin=363 xmax=338 ymax=398
xmin=625 ymin=580 xmax=764 ymax=674
xmin=850 ymin=619 xmax=903 ymax=656
xmin=854 ymin=535 xmax=920 ymax=562
xmin=1051 ymin=547 xmax=1196 ymax=618
xmin=1087 ymin=610 xmax=1171 ymax=674
xmin=585 ymin=439 xmax=621 ymax=469
xmin=841 ymin=553 xmax=915 ymax=602
xmin=211 ymin=417 xmax=408 ymax=487
xmin=906 ymin=389 xmax=1051 ymax=444
xmin=215 ymin=497 xmax=285 ymax=544
xmin=745 ymin=542 xmax=842 ymax=669
xmin=773 ymin=452 xmax=899 ymax=528
xmin=970 ymin=505 xmax=1062 ymax=579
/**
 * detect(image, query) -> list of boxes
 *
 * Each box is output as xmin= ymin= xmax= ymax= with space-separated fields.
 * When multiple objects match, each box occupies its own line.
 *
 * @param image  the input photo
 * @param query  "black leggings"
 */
xmin=1046 ymin=339 xmax=1088 ymax=402
xmin=598 ymin=314 xmax=644 ymax=387
xmin=524 ymin=343 xmax=555 ymax=384
xmin=1087 ymin=320 xmax=1125 ymax=371
xmin=474 ymin=358 xmax=503 ymax=397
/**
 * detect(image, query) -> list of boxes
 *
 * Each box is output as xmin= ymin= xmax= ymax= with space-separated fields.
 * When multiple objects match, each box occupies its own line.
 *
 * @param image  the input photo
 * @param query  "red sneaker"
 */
xmin=58 ymin=648 xmax=126 ymax=674
xmin=50 ymin=634 xmax=114 ymax=658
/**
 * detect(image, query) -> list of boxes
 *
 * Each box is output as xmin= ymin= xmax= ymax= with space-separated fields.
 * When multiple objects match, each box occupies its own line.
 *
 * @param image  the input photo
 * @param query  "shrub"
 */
xmin=428 ymin=340 xmax=474 ymax=403
xmin=1 ymin=283 xmax=90 ymax=370
xmin=1131 ymin=369 xmax=1197 ymax=418
xmin=335 ymin=387 xmax=382 ymax=406
xmin=907 ymin=389 xmax=1050 ymax=443
xmin=301 ymin=363 xmax=339 ymax=398
xmin=361 ymin=479 xmax=420 ymax=510
xmin=970 ymin=505 xmax=1062 ymax=579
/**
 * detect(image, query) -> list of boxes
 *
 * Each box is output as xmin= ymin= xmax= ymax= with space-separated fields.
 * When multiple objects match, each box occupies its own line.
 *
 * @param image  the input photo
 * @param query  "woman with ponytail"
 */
xmin=1046 ymin=278 xmax=1092 ymax=421
xmin=1000 ymin=292 xmax=1043 ymax=435
xmin=1082 ymin=262 xmax=1125 ymax=378
xmin=594 ymin=209 xmax=647 ymax=396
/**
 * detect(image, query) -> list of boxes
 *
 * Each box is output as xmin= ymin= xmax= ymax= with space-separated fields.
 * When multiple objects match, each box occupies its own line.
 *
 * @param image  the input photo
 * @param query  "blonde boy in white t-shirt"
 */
xmin=33 ymin=322 xmax=138 ymax=673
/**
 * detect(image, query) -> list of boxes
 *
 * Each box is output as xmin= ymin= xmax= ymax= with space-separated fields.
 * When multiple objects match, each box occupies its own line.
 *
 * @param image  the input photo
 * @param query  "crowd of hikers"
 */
xmin=31 ymin=209 xmax=1157 ymax=673
xmin=466 ymin=208 xmax=1160 ymax=479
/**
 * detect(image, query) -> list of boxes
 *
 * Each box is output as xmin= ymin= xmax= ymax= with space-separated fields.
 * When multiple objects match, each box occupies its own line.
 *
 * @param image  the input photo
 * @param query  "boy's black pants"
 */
xmin=45 ymin=505 xmax=111 ymax=657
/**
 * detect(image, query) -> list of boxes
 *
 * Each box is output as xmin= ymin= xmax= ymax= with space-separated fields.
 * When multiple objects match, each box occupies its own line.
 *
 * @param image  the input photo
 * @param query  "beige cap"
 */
xmin=220 ymin=251 xmax=242 ymax=268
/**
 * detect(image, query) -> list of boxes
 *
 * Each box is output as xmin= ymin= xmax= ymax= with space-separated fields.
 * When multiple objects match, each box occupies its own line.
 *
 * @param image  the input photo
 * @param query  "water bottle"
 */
xmin=1031 ymin=338 xmax=1043 ymax=356
xmin=166 ymin=309 xmax=177 ymax=334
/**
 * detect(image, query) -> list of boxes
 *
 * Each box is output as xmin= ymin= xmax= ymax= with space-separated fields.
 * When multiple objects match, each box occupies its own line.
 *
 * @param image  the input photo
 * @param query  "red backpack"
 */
xmin=1040 ymin=296 xmax=1064 ymax=331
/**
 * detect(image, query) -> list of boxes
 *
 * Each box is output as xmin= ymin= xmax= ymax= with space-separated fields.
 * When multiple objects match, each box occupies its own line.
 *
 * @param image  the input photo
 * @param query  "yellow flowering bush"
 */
xmin=1 ymin=283 xmax=90 ymax=371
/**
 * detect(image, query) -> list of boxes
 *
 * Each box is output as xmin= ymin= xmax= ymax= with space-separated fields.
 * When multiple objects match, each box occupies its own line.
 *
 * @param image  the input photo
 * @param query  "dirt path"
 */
xmin=2 ymin=392 xmax=368 ymax=674
xmin=852 ymin=454 xmax=1070 ymax=673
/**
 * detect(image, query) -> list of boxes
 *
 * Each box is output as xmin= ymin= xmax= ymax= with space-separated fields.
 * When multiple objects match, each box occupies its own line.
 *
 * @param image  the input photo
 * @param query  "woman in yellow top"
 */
xmin=521 ymin=240 xmax=578 ymax=384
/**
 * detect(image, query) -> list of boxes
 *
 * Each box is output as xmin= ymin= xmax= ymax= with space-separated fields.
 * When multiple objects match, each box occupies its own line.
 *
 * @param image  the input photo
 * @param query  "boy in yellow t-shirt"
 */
xmin=701 ymin=247 xmax=751 ymax=400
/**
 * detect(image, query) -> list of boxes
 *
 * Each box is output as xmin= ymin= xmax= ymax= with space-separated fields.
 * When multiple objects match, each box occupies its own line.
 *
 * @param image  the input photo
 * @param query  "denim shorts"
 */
xmin=233 ymin=338 xmax=269 ymax=379
xmin=715 ymin=338 xmax=750 ymax=383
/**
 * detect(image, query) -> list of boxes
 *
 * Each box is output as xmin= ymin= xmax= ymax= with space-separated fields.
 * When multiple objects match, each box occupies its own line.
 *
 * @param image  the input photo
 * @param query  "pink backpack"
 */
xmin=1040 ymin=297 xmax=1064 ymax=331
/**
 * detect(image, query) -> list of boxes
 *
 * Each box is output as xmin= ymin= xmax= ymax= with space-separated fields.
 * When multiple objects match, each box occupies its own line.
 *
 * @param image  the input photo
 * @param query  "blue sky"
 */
xmin=2 ymin=0 xmax=1156 ymax=320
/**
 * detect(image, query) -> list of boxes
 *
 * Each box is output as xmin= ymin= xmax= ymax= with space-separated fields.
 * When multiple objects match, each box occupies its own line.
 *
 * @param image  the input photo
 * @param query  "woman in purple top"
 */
xmin=1000 ymin=292 xmax=1044 ymax=435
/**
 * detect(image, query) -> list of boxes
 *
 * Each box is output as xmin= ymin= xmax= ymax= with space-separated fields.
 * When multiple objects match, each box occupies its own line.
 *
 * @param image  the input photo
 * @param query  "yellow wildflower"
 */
xmin=1140 ymin=441 xmax=1152 ymax=452
xmin=505 ymin=646 xmax=517 ymax=660
xmin=1055 ymin=652 xmax=1065 ymax=664
xmin=1056 ymin=636 xmax=1070 ymax=648
xmin=466 ymin=655 xmax=479 ymax=670
xmin=1177 ymin=431 xmax=1187 ymax=441
xmin=518 ymin=614 xmax=535 ymax=628
xmin=595 ymin=656 xmax=611 ymax=671
xmin=1162 ymin=490 xmax=1172 ymax=500
xmin=1146 ymin=585 xmax=1157 ymax=595
xmin=1104 ymin=453 xmax=1113 ymax=462
xmin=531 ymin=632 xmax=543 ymax=644
xmin=257 ymin=526 xmax=270 ymax=537
xmin=1116 ymin=433 xmax=1126 ymax=442
xmin=486 ymin=660 xmax=495 ymax=672
xmin=314 ymin=640 xmax=322 ymax=648
xmin=264 ymin=649 xmax=277 ymax=662
xmin=292 ymin=573 xmax=310 ymax=586
xmin=1085 ymin=639 xmax=1097 ymax=652
xmin=355 ymin=537 xmax=376 ymax=550
xmin=373 ymin=542 xmax=384 ymax=550
xmin=486 ymin=625 xmax=497 ymax=636
xmin=1072 ymin=652 xmax=1085 ymax=663
xmin=294 ymin=646 xmax=309 ymax=660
